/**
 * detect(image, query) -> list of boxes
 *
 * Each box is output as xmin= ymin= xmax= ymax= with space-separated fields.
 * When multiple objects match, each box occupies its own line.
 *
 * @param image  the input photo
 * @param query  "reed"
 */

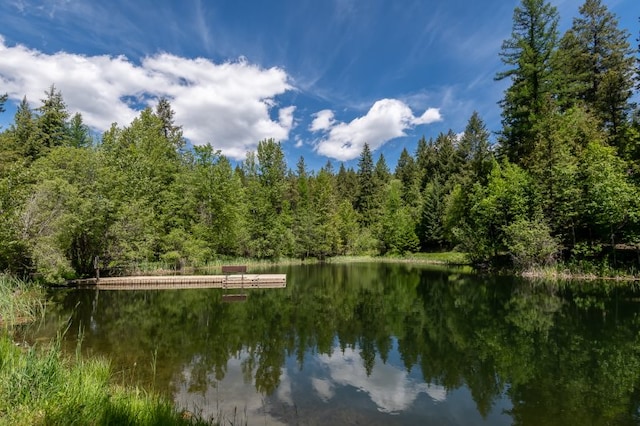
xmin=327 ymin=252 xmax=470 ymax=265
xmin=0 ymin=275 xmax=44 ymax=329
xmin=0 ymin=334 xmax=215 ymax=425
xmin=0 ymin=274 xmax=217 ymax=425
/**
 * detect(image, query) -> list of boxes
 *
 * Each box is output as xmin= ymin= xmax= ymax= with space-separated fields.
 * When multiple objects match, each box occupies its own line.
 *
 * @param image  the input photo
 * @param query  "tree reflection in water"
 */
xmin=32 ymin=263 xmax=640 ymax=425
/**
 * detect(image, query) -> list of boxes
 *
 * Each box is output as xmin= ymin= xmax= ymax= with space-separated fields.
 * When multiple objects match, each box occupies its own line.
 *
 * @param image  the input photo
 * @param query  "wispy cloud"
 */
xmin=310 ymin=99 xmax=441 ymax=161
xmin=0 ymin=36 xmax=295 ymax=159
xmin=194 ymin=0 xmax=212 ymax=54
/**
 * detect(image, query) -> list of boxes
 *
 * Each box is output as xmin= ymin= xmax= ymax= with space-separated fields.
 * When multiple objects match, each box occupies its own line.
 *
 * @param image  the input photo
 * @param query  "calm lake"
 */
xmin=26 ymin=263 xmax=640 ymax=425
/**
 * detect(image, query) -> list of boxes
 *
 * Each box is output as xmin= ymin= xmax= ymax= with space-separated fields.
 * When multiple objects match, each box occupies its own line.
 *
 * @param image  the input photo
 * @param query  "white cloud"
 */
xmin=314 ymin=347 xmax=446 ymax=413
xmin=311 ymin=99 xmax=441 ymax=161
xmin=310 ymin=109 xmax=335 ymax=131
xmin=0 ymin=35 xmax=294 ymax=160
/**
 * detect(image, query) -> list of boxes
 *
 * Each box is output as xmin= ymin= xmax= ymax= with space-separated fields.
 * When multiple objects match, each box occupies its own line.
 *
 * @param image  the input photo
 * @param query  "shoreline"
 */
xmin=79 ymin=254 xmax=640 ymax=283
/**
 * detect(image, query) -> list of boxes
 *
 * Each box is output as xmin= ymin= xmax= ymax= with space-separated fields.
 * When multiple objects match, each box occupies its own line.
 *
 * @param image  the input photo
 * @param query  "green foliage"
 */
xmin=503 ymin=217 xmax=559 ymax=268
xmin=454 ymin=161 xmax=537 ymax=265
xmin=528 ymin=106 xmax=595 ymax=242
xmin=556 ymin=0 xmax=635 ymax=146
xmin=188 ymin=145 xmax=245 ymax=258
xmin=496 ymin=0 xmax=560 ymax=164
xmin=394 ymin=148 xmax=422 ymax=216
xmin=335 ymin=200 xmax=362 ymax=255
xmin=244 ymin=139 xmax=294 ymax=259
xmin=379 ymin=180 xmax=419 ymax=254
xmin=417 ymin=179 xmax=446 ymax=250
xmin=36 ymin=85 xmax=71 ymax=150
xmin=308 ymin=168 xmax=340 ymax=259
xmin=1 ymin=46 xmax=640 ymax=279
xmin=0 ymin=275 xmax=43 ymax=329
xmin=355 ymin=143 xmax=382 ymax=228
xmin=67 ymin=113 xmax=92 ymax=148
xmin=580 ymin=140 xmax=638 ymax=251
xmin=458 ymin=111 xmax=493 ymax=185
xmin=10 ymin=97 xmax=39 ymax=161
xmin=0 ymin=334 xmax=211 ymax=425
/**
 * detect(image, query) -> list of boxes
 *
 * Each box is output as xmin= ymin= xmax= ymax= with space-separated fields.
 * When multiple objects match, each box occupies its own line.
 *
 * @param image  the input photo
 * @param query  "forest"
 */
xmin=0 ymin=0 xmax=639 ymax=282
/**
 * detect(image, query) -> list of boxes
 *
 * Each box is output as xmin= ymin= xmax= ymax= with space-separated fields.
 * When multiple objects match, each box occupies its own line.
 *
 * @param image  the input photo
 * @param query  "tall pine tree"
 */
xmin=496 ymin=0 xmax=559 ymax=165
xmin=556 ymin=0 xmax=634 ymax=147
xmin=355 ymin=143 xmax=379 ymax=227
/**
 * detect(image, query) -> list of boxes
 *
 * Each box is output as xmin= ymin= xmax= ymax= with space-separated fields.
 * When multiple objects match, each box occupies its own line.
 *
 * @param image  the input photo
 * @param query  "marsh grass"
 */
xmin=110 ymin=257 xmax=313 ymax=276
xmin=522 ymin=263 xmax=640 ymax=282
xmin=0 ymin=275 xmax=216 ymax=425
xmin=0 ymin=275 xmax=44 ymax=329
xmin=328 ymin=252 xmax=470 ymax=266
xmin=0 ymin=334 xmax=215 ymax=425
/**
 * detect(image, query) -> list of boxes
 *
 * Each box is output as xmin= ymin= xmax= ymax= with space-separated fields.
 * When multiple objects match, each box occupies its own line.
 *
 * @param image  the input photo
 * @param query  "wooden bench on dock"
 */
xmin=221 ymin=265 xmax=247 ymax=275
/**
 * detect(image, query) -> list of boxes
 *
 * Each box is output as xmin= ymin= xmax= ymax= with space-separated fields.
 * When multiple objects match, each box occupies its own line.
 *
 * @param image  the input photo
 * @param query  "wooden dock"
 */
xmin=71 ymin=274 xmax=286 ymax=291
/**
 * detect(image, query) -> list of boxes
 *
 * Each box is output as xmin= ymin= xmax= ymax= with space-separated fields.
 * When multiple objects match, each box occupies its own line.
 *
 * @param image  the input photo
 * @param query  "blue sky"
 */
xmin=0 ymin=0 xmax=637 ymax=170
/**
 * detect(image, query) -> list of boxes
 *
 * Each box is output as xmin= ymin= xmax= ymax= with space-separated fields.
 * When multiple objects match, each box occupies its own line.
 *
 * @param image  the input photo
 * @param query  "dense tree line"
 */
xmin=0 ymin=0 xmax=639 ymax=281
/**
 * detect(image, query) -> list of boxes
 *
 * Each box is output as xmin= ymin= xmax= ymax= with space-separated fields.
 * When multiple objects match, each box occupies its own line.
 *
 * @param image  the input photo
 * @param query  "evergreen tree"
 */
xmin=10 ymin=97 xmax=39 ymax=160
xmin=336 ymin=163 xmax=358 ymax=206
xmin=244 ymin=139 xmax=293 ymax=258
xmin=155 ymin=97 xmax=185 ymax=149
xmin=374 ymin=153 xmax=391 ymax=185
xmin=36 ymin=84 xmax=71 ymax=149
xmin=67 ymin=112 xmax=92 ymax=148
xmin=496 ymin=0 xmax=559 ymax=165
xmin=183 ymin=144 xmax=245 ymax=260
xmin=0 ymin=93 xmax=7 ymax=115
xmin=415 ymin=135 xmax=437 ymax=188
xmin=417 ymin=179 xmax=446 ymax=250
xmin=528 ymin=106 xmax=591 ymax=245
xmin=335 ymin=199 xmax=360 ymax=255
xmin=433 ymin=130 xmax=462 ymax=186
xmin=556 ymin=0 xmax=634 ymax=146
xmin=293 ymin=156 xmax=315 ymax=258
xmin=458 ymin=112 xmax=493 ymax=185
xmin=380 ymin=180 xmax=419 ymax=254
xmin=310 ymin=168 xmax=339 ymax=259
xmin=100 ymin=108 xmax=181 ymax=265
xmin=355 ymin=143 xmax=380 ymax=227
xmin=460 ymin=161 xmax=537 ymax=264
xmin=394 ymin=147 xmax=421 ymax=215
xmin=395 ymin=148 xmax=414 ymax=186
xmin=636 ymin=20 xmax=640 ymax=91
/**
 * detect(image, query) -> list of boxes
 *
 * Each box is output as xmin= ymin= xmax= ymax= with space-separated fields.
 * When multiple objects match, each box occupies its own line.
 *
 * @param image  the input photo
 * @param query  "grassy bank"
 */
xmin=522 ymin=264 xmax=640 ymax=281
xmin=327 ymin=252 xmax=470 ymax=266
xmin=104 ymin=257 xmax=315 ymax=276
xmin=0 ymin=275 xmax=213 ymax=425
xmin=102 ymin=252 xmax=471 ymax=277
xmin=0 ymin=336 xmax=211 ymax=425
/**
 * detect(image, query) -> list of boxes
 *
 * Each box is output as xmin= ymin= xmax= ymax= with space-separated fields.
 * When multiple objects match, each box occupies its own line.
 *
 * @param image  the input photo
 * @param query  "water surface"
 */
xmin=28 ymin=263 xmax=640 ymax=425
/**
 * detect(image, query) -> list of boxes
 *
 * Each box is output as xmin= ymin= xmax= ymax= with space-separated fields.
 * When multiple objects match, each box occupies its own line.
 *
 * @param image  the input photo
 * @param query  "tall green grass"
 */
xmin=0 ymin=335 xmax=213 ymax=425
xmin=0 ymin=275 xmax=44 ymax=329
xmin=111 ymin=257 xmax=312 ymax=276
xmin=328 ymin=252 xmax=470 ymax=265
xmin=0 ymin=275 xmax=215 ymax=425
